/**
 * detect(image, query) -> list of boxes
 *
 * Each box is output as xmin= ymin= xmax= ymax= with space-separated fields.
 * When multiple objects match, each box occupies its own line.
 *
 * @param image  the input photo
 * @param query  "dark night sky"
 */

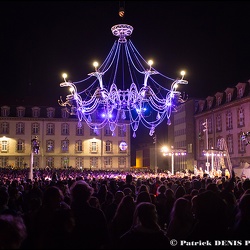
xmin=1 ymin=1 xmax=250 ymax=147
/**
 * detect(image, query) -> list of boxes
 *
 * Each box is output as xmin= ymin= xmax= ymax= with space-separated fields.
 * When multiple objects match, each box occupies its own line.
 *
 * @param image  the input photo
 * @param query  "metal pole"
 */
xmin=205 ymin=119 xmax=209 ymax=173
xmin=154 ymin=134 xmax=157 ymax=174
xmin=211 ymin=147 xmax=214 ymax=173
xmin=30 ymin=152 xmax=33 ymax=181
xmin=171 ymin=152 xmax=174 ymax=175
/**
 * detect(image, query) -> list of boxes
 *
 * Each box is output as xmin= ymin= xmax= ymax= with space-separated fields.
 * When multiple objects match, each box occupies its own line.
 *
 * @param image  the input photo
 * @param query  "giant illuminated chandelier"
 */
xmin=58 ymin=22 xmax=188 ymax=138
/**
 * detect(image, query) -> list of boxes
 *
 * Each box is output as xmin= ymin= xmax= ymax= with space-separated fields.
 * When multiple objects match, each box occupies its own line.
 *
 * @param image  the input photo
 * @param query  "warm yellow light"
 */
xmin=180 ymin=70 xmax=185 ymax=76
xmin=93 ymin=61 xmax=99 ymax=69
xmin=148 ymin=60 xmax=153 ymax=66
xmin=161 ymin=146 xmax=169 ymax=153
xmin=62 ymin=73 xmax=67 ymax=79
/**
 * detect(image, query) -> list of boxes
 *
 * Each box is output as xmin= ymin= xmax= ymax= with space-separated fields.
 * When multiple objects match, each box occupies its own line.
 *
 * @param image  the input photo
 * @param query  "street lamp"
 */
xmin=30 ymin=136 xmax=40 ymax=181
xmin=161 ymin=146 xmax=186 ymax=175
xmin=202 ymin=119 xmax=209 ymax=172
xmin=153 ymin=135 xmax=157 ymax=174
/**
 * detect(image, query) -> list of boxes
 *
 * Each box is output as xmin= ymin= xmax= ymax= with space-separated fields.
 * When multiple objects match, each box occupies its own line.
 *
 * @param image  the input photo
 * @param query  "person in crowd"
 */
xmin=188 ymin=190 xmax=229 ymax=240
xmin=0 ymin=214 xmax=27 ymax=249
xmin=69 ymin=180 xmax=109 ymax=249
xmin=108 ymin=195 xmax=135 ymax=249
xmin=118 ymin=202 xmax=170 ymax=249
xmin=167 ymin=197 xmax=195 ymax=240
xmin=230 ymin=192 xmax=250 ymax=239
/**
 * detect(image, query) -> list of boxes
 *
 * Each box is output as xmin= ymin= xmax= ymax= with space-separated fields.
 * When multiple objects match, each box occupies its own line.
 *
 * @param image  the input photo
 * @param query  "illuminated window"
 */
xmin=32 ymin=107 xmax=40 ymax=118
xmin=16 ymin=122 xmax=25 ymax=134
xmin=76 ymin=125 xmax=84 ymax=136
xmin=1 ymin=122 xmax=9 ymax=134
xmin=105 ymin=141 xmax=112 ymax=153
xmin=47 ymin=107 xmax=55 ymax=118
xmin=61 ymin=139 xmax=69 ymax=153
xmin=47 ymin=123 xmax=55 ymax=135
xmin=46 ymin=140 xmax=54 ymax=153
xmin=61 ymin=123 xmax=69 ymax=135
xmin=76 ymin=140 xmax=83 ymax=152
xmin=32 ymin=122 xmax=40 ymax=135
xmin=1 ymin=140 xmax=8 ymax=152
xmin=17 ymin=139 xmax=24 ymax=152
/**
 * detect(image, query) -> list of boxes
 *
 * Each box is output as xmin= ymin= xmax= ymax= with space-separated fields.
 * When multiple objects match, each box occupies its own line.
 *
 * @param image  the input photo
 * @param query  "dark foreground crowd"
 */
xmin=0 ymin=168 xmax=250 ymax=249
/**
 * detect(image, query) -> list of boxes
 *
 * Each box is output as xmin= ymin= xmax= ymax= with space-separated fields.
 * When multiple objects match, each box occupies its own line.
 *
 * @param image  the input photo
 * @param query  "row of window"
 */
xmin=1 ymin=139 xmax=127 ymax=154
xmin=0 ymin=156 xmax=127 ymax=169
xmin=199 ymin=107 xmax=245 ymax=134
xmin=0 ymin=122 xmax=127 ymax=137
xmin=1 ymin=106 xmax=62 ymax=118
xmin=199 ymin=83 xmax=245 ymax=112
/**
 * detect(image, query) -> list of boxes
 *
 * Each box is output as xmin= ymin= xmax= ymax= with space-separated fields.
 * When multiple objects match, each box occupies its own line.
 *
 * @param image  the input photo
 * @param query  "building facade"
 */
xmin=0 ymin=105 xmax=131 ymax=170
xmin=195 ymin=81 xmax=250 ymax=175
xmin=167 ymin=99 xmax=197 ymax=172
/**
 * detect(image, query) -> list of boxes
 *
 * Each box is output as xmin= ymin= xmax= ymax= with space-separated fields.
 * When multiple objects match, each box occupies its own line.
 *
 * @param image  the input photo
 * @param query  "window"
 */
xmin=46 ymin=140 xmax=54 ymax=153
xmin=76 ymin=124 xmax=84 ymax=136
xmin=61 ymin=123 xmax=69 ymax=135
xmin=33 ymin=156 xmax=39 ymax=168
xmin=16 ymin=107 xmax=25 ymax=117
xmin=238 ymin=107 xmax=244 ymax=127
xmin=208 ymin=138 xmax=213 ymax=150
xmin=104 ymin=125 xmax=112 ymax=136
xmin=61 ymin=108 xmax=69 ymax=118
xmin=105 ymin=140 xmax=112 ymax=153
xmin=47 ymin=123 xmax=55 ymax=135
xmin=0 ymin=157 xmax=8 ymax=167
xmin=238 ymin=87 xmax=243 ymax=98
xmin=1 ymin=122 xmax=9 ymax=134
xmin=76 ymin=140 xmax=83 ymax=152
xmin=118 ymin=125 xmax=126 ymax=137
xmin=15 ymin=157 xmax=24 ymax=168
xmin=226 ymin=111 xmax=233 ymax=130
xmin=227 ymin=135 xmax=233 ymax=154
xmin=207 ymin=118 xmax=212 ymax=134
xmin=90 ymin=141 xmax=98 ymax=153
xmin=17 ymin=139 xmax=24 ymax=152
xmin=46 ymin=157 xmax=54 ymax=168
xmin=226 ymin=92 xmax=232 ymax=102
xmin=32 ymin=107 xmax=40 ymax=118
xmin=104 ymin=157 xmax=112 ymax=168
xmin=216 ymin=96 xmax=221 ymax=106
xmin=61 ymin=157 xmax=69 ymax=168
xmin=118 ymin=157 xmax=126 ymax=168
xmin=199 ymin=140 xmax=204 ymax=157
xmin=31 ymin=122 xmax=40 ymax=135
xmin=90 ymin=127 xmax=99 ymax=136
xmin=1 ymin=106 xmax=10 ymax=117
xmin=47 ymin=107 xmax=55 ymax=118
xmin=61 ymin=139 xmax=69 ymax=153
xmin=90 ymin=157 xmax=98 ymax=168
xmin=239 ymin=134 xmax=246 ymax=153
xmin=76 ymin=157 xmax=84 ymax=169
xmin=1 ymin=140 xmax=8 ymax=152
xmin=208 ymin=100 xmax=212 ymax=109
xmin=16 ymin=122 xmax=25 ymax=134
xmin=216 ymin=114 xmax=222 ymax=132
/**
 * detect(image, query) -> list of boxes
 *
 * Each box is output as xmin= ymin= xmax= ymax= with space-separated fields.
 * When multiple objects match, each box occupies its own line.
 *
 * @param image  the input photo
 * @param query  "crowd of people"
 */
xmin=0 ymin=167 xmax=250 ymax=249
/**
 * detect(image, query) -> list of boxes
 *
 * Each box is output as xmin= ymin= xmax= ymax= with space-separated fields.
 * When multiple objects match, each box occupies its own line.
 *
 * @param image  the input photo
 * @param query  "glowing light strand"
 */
xmin=58 ymin=24 xmax=188 ymax=138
